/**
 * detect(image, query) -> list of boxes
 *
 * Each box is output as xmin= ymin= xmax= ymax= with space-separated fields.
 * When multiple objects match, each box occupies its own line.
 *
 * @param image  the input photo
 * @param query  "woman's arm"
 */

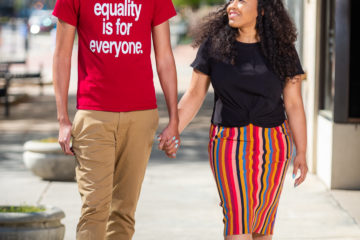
xmin=159 ymin=69 xmax=211 ymax=156
xmin=283 ymin=76 xmax=308 ymax=187
xmin=178 ymin=70 xmax=211 ymax=133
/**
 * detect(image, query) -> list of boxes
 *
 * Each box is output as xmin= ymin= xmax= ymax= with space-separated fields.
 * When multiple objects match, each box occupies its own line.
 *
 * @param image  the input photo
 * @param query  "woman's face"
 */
xmin=227 ymin=0 xmax=259 ymax=29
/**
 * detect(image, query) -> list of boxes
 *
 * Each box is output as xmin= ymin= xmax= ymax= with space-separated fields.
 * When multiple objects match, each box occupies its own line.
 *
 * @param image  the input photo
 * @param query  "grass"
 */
xmin=0 ymin=206 xmax=46 ymax=213
xmin=37 ymin=137 xmax=58 ymax=143
xmin=178 ymin=35 xmax=193 ymax=45
xmin=35 ymin=137 xmax=72 ymax=143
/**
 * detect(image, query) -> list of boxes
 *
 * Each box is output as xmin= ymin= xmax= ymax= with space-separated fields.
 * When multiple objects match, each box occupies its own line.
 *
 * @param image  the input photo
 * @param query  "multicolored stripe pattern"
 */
xmin=208 ymin=120 xmax=293 ymax=236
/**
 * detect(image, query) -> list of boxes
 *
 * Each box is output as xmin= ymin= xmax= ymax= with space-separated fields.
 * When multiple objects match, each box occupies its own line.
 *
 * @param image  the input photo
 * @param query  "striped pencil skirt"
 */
xmin=208 ymin=120 xmax=294 ymax=236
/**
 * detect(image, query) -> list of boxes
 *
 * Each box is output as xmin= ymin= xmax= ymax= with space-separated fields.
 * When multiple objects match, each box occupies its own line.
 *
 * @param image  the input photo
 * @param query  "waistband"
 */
xmin=209 ymin=120 xmax=292 ymax=140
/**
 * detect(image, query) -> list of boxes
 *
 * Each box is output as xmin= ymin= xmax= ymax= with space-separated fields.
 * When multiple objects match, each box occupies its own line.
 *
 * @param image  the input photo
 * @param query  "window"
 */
xmin=284 ymin=0 xmax=304 ymax=61
xmin=319 ymin=0 xmax=360 ymax=122
xmin=319 ymin=0 xmax=335 ymax=118
xmin=349 ymin=0 xmax=360 ymax=119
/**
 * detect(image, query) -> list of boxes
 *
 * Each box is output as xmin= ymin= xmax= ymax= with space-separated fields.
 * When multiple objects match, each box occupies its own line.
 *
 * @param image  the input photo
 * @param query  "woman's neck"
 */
xmin=237 ymin=27 xmax=259 ymax=43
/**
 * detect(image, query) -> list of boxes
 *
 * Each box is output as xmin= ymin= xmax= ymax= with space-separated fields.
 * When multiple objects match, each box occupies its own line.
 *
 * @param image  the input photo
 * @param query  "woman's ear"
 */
xmin=261 ymin=9 xmax=264 ymax=16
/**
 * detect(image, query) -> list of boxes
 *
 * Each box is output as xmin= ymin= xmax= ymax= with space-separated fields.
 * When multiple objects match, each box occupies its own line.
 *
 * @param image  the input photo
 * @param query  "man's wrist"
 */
xmin=168 ymin=116 xmax=179 ymax=127
xmin=58 ymin=115 xmax=71 ymax=125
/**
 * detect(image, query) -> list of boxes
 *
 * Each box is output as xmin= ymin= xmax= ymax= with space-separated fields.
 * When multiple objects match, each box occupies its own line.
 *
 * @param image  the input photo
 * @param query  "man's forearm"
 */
xmin=53 ymin=55 xmax=72 ymax=124
xmin=157 ymin=56 xmax=179 ymax=124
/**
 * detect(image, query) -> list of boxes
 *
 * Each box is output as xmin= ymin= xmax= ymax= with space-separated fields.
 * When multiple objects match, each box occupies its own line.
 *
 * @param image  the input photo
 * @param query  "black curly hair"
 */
xmin=192 ymin=0 xmax=300 ymax=82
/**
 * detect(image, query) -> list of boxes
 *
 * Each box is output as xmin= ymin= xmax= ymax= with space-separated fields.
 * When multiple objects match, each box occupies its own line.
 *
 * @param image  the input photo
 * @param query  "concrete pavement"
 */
xmin=0 ymin=94 xmax=360 ymax=240
xmin=2 ymin=92 xmax=360 ymax=240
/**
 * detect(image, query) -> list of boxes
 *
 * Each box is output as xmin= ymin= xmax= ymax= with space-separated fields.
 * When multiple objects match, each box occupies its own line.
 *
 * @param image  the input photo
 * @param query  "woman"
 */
xmin=158 ymin=0 xmax=308 ymax=239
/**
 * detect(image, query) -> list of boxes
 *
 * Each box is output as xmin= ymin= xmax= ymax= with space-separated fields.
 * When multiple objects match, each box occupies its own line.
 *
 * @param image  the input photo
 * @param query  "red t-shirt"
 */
xmin=53 ymin=0 xmax=176 ymax=112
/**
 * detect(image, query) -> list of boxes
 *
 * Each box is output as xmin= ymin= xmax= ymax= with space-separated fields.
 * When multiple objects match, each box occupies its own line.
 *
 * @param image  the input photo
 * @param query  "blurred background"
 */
xmin=0 ymin=0 xmax=359 ymax=240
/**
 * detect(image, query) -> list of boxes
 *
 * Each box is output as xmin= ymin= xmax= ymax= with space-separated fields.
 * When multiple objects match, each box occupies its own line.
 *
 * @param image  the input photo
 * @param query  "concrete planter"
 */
xmin=23 ymin=140 xmax=76 ymax=181
xmin=0 ymin=205 xmax=65 ymax=240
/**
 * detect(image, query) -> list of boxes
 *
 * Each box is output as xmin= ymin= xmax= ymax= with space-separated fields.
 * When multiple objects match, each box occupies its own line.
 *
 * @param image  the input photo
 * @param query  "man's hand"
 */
xmin=58 ymin=120 xmax=74 ymax=156
xmin=157 ymin=122 xmax=180 ymax=158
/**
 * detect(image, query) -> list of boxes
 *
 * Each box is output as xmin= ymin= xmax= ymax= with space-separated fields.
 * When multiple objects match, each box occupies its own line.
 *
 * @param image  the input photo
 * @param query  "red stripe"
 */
xmin=208 ymin=122 xmax=292 ymax=235
xmin=226 ymin=127 xmax=239 ymax=234
xmin=265 ymin=124 xmax=289 ymax=232
xmin=251 ymin=125 xmax=260 ymax=230
xmin=208 ymin=124 xmax=217 ymax=173
xmin=245 ymin=125 xmax=251 ymax=226
xmin=258 ymin=127 xmax=278 ymax=231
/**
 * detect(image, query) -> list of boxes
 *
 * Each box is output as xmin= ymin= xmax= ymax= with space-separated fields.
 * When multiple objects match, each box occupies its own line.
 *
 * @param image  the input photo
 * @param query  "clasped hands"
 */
xmin=157 ymin=123 xmax=181 ymax=158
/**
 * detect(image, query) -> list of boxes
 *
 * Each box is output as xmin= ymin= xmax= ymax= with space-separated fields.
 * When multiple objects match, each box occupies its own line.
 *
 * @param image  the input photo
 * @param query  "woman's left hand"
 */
xmin=157 ymin=122 xmax=180 ymax=159
xmin=292 ymin=153 xmax=308 ymax=187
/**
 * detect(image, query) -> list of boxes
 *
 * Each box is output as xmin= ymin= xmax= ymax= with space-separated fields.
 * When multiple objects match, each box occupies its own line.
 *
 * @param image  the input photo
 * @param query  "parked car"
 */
xmin=28 ymin=9 xmax=57 ymax=34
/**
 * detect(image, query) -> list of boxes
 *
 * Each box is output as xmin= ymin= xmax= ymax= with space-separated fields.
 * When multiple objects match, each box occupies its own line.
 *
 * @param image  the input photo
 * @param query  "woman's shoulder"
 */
xmin=194 ymin=37 xmax=213 ymax=60
xmin=198 ymin=37 xmax=212 ymax=51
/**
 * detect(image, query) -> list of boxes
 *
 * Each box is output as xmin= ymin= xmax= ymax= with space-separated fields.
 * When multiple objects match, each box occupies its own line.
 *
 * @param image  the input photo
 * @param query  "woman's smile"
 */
xmin=228 ymin=10 xmax=240 ymax=19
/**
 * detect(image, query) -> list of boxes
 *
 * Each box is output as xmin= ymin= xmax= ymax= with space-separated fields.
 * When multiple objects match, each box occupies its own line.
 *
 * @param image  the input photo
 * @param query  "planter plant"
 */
xmin=0 ymin=205 xmax=65 ymax=240
xmin=23 ymin=138 xmax=76 ymax=181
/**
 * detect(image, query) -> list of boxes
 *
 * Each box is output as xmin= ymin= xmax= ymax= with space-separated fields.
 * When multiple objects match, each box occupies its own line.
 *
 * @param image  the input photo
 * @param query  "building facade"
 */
xmin=294 ymin=0 xmax=360 ymax=189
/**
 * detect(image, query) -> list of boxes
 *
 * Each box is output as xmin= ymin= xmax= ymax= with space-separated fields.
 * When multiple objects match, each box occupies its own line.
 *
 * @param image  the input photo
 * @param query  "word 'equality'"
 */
xmin=94 ymin=1 xmax=142 ymax=21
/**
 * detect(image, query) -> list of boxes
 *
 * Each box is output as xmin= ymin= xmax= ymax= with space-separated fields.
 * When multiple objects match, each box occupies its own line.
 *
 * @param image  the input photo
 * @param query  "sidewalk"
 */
xmin=1 ymin=39 xmax=360 ymax=239
xmin=2 ymin=93 xmax=360 ymax=240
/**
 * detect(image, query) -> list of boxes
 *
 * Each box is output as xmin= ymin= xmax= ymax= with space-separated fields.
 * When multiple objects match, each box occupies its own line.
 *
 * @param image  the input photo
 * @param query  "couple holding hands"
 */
xmin=53 ymin=0 xmax=308 ymax=239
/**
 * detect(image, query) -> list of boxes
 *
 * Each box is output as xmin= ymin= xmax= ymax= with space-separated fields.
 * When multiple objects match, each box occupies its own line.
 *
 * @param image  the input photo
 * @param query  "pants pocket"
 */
xmin=71 ymin=110 xmax=80 ymax=138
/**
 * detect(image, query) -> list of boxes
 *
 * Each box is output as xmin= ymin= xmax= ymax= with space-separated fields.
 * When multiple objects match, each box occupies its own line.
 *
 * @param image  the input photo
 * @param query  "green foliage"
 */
xmin=0 ymin=206 xmax=46 ymax=213
xmin=173 ymin=0 xmax=224 ymax=9
xmin=38 ymin=137 xmax=58 ymax=143
xmin=178 ymin=35 xmax=193 ymax=45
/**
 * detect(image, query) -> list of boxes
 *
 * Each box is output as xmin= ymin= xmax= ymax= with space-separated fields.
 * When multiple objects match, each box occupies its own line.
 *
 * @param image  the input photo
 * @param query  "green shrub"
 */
xmin=0 ymin=206 xmax=46 ymax=213
xmin=173 ymin=0 xmax=225 ymax=9
xmin=38 ymin=137 xmax=58 ymax=143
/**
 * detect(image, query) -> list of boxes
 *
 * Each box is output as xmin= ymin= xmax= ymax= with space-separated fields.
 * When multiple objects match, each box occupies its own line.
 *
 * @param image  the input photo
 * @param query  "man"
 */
xmin=52 ymin=0 xmax=179 ymax=239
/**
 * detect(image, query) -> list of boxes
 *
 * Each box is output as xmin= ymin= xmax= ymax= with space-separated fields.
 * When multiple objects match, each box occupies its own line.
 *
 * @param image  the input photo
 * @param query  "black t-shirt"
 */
xmin=190 ymin=38 xmax=304 ymax=128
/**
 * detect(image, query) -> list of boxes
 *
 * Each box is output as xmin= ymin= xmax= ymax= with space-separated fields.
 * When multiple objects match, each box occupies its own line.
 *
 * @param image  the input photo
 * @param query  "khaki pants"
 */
xmin=71 ymin=109 xmax=159 ymax=240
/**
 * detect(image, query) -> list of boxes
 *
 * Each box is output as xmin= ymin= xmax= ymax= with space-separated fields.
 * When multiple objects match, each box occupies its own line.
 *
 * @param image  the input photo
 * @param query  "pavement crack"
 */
xmin=328 ymin=189 xmax=360 ymax=227
xmin=36 ymin=181 xmax=52 ymax=205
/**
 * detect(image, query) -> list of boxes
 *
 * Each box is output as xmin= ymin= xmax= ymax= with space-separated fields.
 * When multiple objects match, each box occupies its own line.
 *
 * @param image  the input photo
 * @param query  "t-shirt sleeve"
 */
xmin=152 ymin=0 xmax=177 ymax=27
xmin=52 ymin=0 xmax=79 ymax=27
xmin=190 ymin=39 xmax=211 ymax=76
xmin=291 ymin=48 xmax=305 ymax=77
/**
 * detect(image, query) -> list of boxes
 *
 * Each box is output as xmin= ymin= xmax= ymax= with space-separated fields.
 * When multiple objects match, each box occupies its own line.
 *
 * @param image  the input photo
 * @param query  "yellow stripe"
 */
xmin=248 ymin=124 xmax=254 ymax=228
xmin=264 ymin=128 xmax=278 ymax=207
xmin=268 ymin=126 xmax=291 ymax=233
xmin=256 ymin=127 xmax=270 ymax=232
xmin=213 ymin=127 xmax=227 ymax=231
xmin=263 ymin=127 xmax=279 ymax=233
xmin=284 ymin=122 xmax=292 ymax=159
xmin=269 ymin=141 xmax=291 ymax=232
xmin=221 ymin=128 xmax=233 ymax=234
